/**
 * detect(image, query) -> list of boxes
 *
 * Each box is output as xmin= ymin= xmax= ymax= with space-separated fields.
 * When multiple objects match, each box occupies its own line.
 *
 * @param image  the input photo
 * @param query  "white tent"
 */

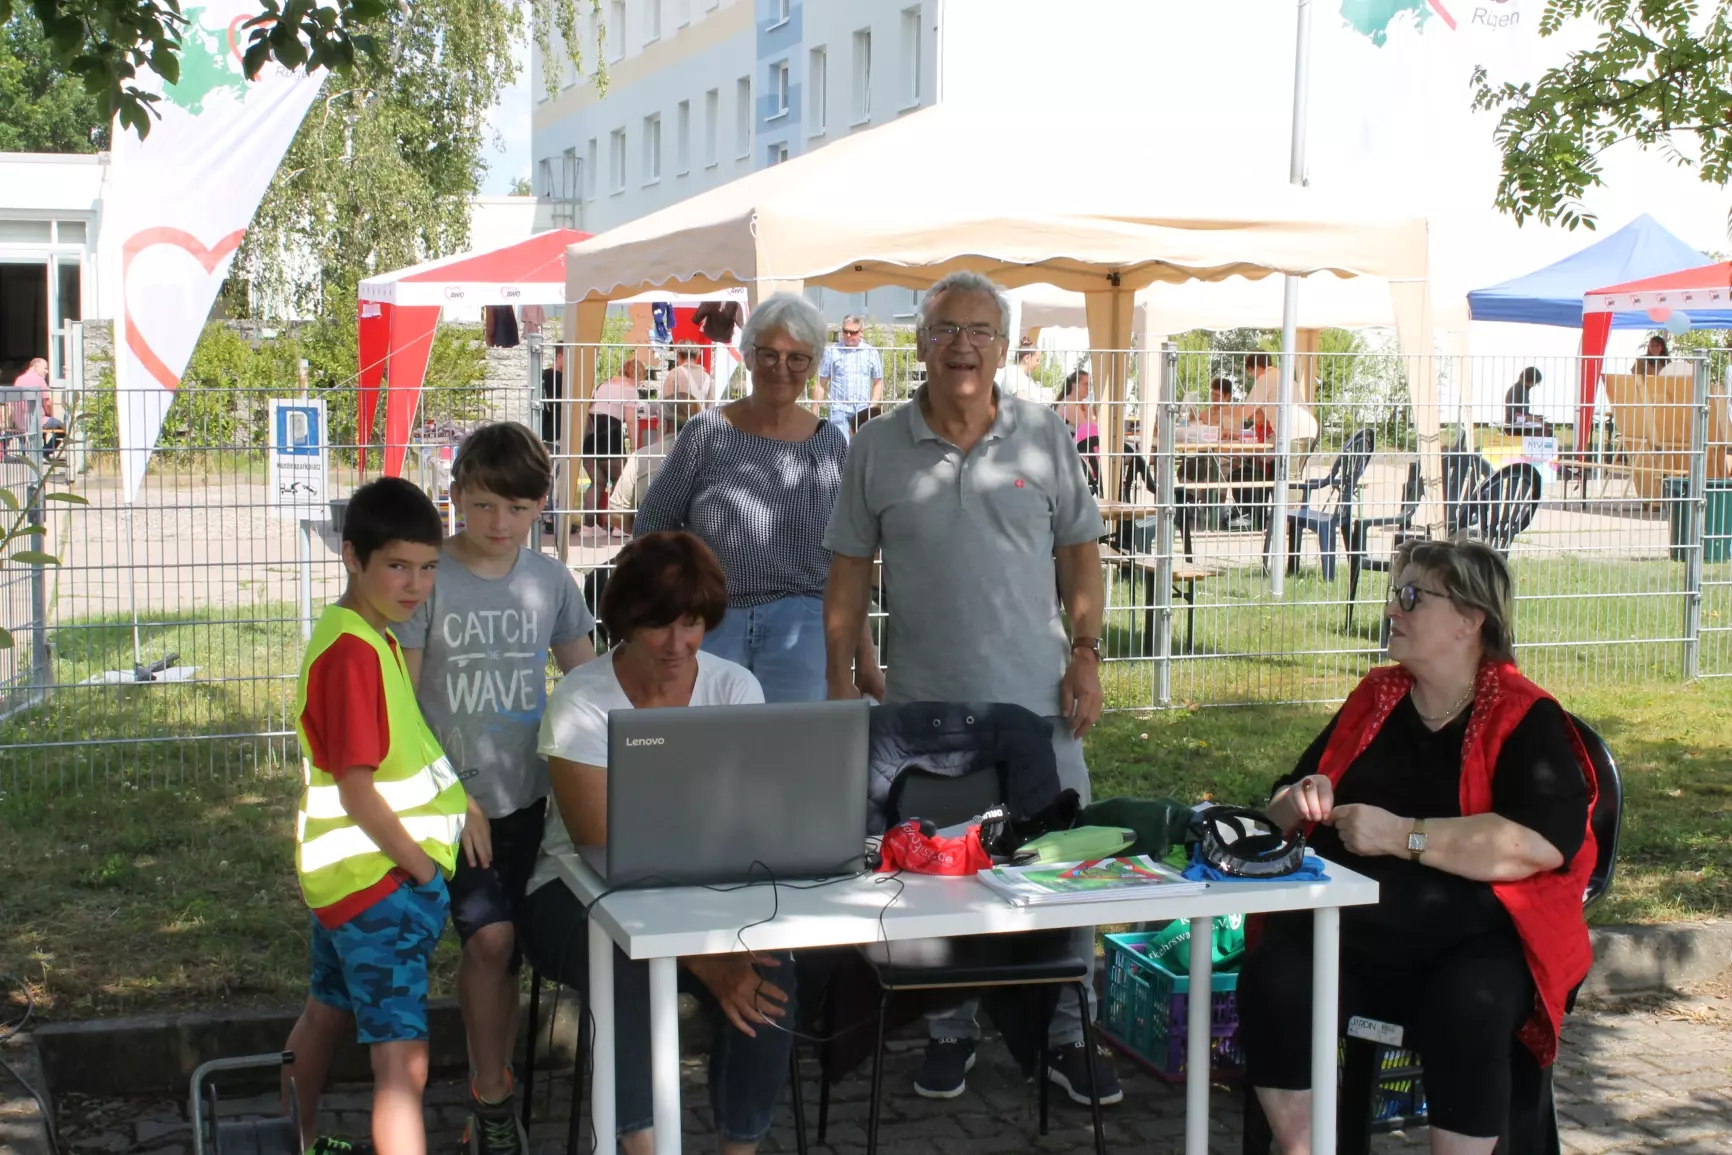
xmin=561 ymin=99 xmax=1443 ymax=534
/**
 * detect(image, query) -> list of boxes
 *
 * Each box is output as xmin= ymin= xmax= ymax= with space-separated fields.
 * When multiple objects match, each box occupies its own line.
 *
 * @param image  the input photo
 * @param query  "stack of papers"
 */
xmin=976 ymin=856 xmax=1209 ymax=907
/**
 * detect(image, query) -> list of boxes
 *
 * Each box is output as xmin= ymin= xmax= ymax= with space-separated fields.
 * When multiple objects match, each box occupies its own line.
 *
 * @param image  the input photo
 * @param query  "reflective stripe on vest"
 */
xmin=294 ymin=606 xmax=466 ymax=910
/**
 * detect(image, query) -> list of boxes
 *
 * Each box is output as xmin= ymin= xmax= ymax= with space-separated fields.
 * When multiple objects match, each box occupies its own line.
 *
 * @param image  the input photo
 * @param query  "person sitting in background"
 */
xmin=634 ymin=292 xmax=866 ymax=704
xmin=8 ymin=358 xmax=63 ymax=451
xmin=1056 ymin=368 xmax=1100 ymax=494
xmin=1237 ymin=538 xmax=1596 ymax=1155
xmin=577 ymin=358 xmax=642 ymax=543
xmin=1633 ymin=334 xmax=1671 ymax=376
xmin=665 ymin=342 xmax=716 ymax=404
xmin=1503 ymin=367 xmax=1553 ymax=437
xmin=1196 ymin=376 xmax=1236 ymax=429
xmin=520 ymin=530 xmax=789 ymax=1155
xmin=608 ymin=390 xmax=699 ymax=534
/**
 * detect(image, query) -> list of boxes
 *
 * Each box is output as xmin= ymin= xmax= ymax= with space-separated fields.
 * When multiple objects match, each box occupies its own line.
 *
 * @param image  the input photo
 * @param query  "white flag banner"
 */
xmin=107 ymin=5 xmax=324 ymax=503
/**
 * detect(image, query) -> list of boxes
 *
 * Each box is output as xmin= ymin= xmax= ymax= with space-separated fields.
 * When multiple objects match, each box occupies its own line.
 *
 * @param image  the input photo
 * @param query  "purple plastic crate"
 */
xmin=1102 ymin=931 xmax=1241 ymax=1083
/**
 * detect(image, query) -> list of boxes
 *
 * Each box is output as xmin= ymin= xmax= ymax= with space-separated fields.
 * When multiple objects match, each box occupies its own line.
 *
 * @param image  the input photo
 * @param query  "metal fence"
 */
xmin=3 ymin=333 xmax=1725 ymax=789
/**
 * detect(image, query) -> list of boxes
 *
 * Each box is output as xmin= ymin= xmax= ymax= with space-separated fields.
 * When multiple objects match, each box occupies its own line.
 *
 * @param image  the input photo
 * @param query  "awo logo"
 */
xmin=626 ymin=736 xmax=665 ymax=747
xmin=444 ymin=286 xmax=466 ymax=300
xmin=500 ymin=286 xmax=523 ymax=299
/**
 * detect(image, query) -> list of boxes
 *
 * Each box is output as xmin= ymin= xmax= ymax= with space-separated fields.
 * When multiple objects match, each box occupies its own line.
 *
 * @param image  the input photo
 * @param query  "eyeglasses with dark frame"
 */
xmin=1388 ymin=582 xmax=1451 ymax=613
xmin=841 ymin=327 xmax=863 ymax=337
xmin=925 ymin=323 xmax=1004 ymax=348
xmin=750 ymin=347 xmax=815 ymax=372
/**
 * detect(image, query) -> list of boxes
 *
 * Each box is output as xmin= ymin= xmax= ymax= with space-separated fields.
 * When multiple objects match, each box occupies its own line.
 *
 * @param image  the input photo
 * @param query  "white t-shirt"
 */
xmin=667 ymin=362 xmax=716 ymax=402
xmin=526 ymin=647 xmax=764 ymax=893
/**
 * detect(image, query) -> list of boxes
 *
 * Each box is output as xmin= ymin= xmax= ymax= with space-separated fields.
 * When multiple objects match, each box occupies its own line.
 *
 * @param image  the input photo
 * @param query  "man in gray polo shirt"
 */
xmin=822 ymin=270 xmax=1119 ymax=1106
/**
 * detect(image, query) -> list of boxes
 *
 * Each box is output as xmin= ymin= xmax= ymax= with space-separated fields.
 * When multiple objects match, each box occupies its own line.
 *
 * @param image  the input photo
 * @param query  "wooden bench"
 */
xmin=1100 ymin=543 xmax=1218 ymax=655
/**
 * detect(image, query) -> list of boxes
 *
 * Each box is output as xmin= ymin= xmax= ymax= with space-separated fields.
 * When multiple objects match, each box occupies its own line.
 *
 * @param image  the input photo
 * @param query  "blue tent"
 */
xmin=1467 ymin=214 xmax=1732 ymax=328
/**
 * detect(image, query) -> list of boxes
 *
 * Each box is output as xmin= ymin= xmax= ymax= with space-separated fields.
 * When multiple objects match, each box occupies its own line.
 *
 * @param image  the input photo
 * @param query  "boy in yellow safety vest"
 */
xmin=281 ymin=476 xmax=470 ymax=1155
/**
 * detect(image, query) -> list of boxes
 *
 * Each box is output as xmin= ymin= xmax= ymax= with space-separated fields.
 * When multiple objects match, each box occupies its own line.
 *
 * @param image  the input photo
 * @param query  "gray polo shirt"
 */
xmin=824 ymin=388 xmax=1105 ymax=716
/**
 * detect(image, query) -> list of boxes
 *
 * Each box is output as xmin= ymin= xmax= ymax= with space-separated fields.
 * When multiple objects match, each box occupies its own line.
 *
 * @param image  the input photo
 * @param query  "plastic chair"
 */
xmin=1241 ymin=714 xmax=1624 ymax=1155
xmin=1463 ymin=462 xmax=1544 ymax=554
xmin=804 ymin=765 xmax=1109 ymax=1155
xmin=1443 ymin=434 xmax=1493 ymax=537
xmin=1343 ymin=460 xmax=1422 ymax=633
xmin=1269 ymin=428 xmax=1376 ymax=581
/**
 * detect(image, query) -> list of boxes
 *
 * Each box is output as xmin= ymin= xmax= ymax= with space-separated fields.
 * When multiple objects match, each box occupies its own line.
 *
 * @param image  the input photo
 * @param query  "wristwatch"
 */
xmin=1071 ymin=636 xmax=1101 ymax=659
xmin=1407 ymin=819 xmax=1427 ymax=862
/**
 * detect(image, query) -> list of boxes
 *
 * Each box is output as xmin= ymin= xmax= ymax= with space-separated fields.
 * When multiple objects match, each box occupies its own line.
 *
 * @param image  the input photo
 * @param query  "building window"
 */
xmin=586 ymin=137 xmax=599 ymax=199
xmin=610 ymin=128 xmax=627 ymax=193
xmin=707 ymin=0 xmax=719 ymax=8
xmin=770 ymin=142 xmax=789 ymax=165
xmin=773 ymin=0 xmax=789 ymax=25
xmin=773 ymin=60 xmax=789 ymax=117
xmin=808 ymin=47 xmax=827 ymax=134
xmin=537 ymin=157 xmax=555 ymax=197
xmin=735 ymin=75 xmax=751 ymax=158
xmin=609 ymin=0 xmax=626 ymax=60
xmin=851 ymin=28 xmax=871 ymax=122
xmin=643 ymin=114 xmax=662 ymax=182
xmin=676 ymin=99 xmax=692 ymax=173
xmin=645 ymin=0 xmax=661 ymax=42
xmin=562 ymin=147 xmax=580 ymax=198
xmin=901 ymin=7 xmax=921 ymax=106
xmin=677 ymin=0 xmax=691 ymax=27
xmin=704 ymin=87 xmax=720 ymax=166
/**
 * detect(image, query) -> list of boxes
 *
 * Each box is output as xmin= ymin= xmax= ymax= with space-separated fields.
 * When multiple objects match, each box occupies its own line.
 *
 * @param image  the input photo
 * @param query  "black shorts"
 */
xmin=448 ymin=798 xmax=547 ymax=970
xmin=581 ymin=415 xmax=625 ymax=457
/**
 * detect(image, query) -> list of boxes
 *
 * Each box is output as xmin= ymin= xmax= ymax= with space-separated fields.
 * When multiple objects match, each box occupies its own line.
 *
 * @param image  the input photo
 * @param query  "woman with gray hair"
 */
xmin=635 ymin=292 xmax=879 ymax=702
xmin=1238 ymin=537 xmax=1598 ymax=1155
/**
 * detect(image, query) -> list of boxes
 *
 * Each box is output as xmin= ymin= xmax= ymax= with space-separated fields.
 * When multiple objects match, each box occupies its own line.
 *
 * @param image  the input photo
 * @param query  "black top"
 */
xmin=1274 ymin=695 xmax=1588 ymax=943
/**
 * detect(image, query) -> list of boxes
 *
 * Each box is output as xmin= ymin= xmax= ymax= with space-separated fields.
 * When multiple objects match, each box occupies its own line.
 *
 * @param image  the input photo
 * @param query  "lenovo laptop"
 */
xmin=578 ymin=698 xmax=871 ymax=887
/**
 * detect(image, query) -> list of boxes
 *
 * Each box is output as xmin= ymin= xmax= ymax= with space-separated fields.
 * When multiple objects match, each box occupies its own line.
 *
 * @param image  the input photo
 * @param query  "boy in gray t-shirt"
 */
xmin=397 ymin=423 xmax=596 ymax=1152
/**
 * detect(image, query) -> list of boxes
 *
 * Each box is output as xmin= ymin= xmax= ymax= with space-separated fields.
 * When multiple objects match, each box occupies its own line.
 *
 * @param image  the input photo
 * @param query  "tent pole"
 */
xmin=1271 ymin=0 xmax=1313 ymax=598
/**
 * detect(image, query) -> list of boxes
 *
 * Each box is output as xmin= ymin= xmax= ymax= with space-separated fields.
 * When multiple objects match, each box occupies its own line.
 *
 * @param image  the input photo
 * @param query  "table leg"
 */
xmin=587 ymin=914 xmax=616 ymax=1153
xmin=1311 ymin=906 xmax=1341 ymax=1155
xmin=649 ymin=956 xmax=683 ymax=1155
xmin=1184 ymin=915 xmax=1212 ymax=1155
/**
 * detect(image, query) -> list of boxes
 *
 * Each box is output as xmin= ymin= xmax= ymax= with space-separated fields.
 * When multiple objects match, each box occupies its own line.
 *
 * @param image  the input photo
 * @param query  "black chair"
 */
xmin=1242 ymin=714 xmax=1624 ymax=1155
xmin=806 ymin=766 xmax=1110 ymax=1155
xmin=1443 ymin=434 xmax=1493 ymax=538
xmin=1344 ymin=460 xmax=1423 ymax=634
xmin=1268 ymin=428 xmax=1376 ymax=581
xmin=1463 ymin=462 xmax=1544 ymax=554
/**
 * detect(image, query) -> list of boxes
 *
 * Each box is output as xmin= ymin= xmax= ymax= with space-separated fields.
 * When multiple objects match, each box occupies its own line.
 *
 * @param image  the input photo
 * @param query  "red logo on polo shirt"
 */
xmin=1015 ymin=479 xmax=1025 ymax=488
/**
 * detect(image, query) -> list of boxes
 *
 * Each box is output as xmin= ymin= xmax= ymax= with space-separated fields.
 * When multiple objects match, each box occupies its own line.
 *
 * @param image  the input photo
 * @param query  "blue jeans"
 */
xmin=701 ymin=595 xmax=827 ymax=703
xmin=520 ymin=881 xmax=795 ymax=1142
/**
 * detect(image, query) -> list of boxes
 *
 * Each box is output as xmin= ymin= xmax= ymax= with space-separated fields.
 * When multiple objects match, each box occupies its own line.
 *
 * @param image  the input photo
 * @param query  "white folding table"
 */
xmin=552 ymin=853 xmax=1378 ymax=1155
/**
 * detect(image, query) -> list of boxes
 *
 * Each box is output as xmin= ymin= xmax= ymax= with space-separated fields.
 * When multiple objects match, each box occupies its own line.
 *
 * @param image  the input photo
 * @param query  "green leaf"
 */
xmin=8 ymin=550 xmax=60 ymax=566
xmin=0 ymin=624 xmax=13 ymax=650
xmin=10 ymin=525 xmax=48 ymax=538
xmin=42 ymin=492 xmax=89 ymax=505
xmin=0 ymin=489 xmax=17 ymax=512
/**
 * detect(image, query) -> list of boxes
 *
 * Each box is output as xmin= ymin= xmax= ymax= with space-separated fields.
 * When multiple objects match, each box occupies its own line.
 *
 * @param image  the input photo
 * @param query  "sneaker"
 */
xmin=461 ymin=1085 xmax=527 ymax=1155
xmin=305 ymin=1139 xmax=372 ymax=1155
xmin=1045 ymin=1041 xmax=1124 ymax=1106
xmin=912 ymin=1037 xmax=976 ymax=1099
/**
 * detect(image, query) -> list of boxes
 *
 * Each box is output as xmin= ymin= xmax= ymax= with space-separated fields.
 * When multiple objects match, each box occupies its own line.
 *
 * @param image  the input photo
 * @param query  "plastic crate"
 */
xmin=1101 ymin=931 xmax=1241 ymax=1083
xmin=1370 ymin=1045 xmax=1428 ymax=1127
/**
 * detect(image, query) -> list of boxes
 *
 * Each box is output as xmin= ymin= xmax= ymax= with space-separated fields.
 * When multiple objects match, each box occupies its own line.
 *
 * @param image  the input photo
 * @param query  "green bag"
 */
xmin=1076 ymin=796 xmax=1195 ymax=859
xmin=1139 ymin=914 xmax=1247 ymax=973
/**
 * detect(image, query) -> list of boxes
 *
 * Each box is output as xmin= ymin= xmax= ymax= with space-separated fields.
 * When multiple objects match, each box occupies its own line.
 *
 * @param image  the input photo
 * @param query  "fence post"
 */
xmin=27 ymin=399 xmax=48 ymax=698
xmin=1684 ymin=356 xmax=1709 ymax=681
xmin=527 ymin=333 xmax=544 ymax=554
xmin=1155 ymin=343 xmax=1178 ymax=707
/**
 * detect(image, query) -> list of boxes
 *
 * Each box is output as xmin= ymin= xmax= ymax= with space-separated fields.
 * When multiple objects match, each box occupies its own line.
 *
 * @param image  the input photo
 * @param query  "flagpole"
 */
xmin=1270 ymin=0 xmax=1313 ymax=598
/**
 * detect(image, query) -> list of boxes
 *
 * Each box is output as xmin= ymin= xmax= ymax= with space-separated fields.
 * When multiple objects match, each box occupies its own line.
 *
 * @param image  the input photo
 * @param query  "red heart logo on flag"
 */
xmin=122 ymin=226 xmax=246 ymax=391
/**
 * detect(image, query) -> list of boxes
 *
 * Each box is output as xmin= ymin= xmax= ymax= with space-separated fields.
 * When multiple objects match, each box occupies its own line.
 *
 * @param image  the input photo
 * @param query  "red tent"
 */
xmin=356 ymin=228 xmax=590 ymax=476
xmin=1579 ymin=260 xmax=1732 ymax=431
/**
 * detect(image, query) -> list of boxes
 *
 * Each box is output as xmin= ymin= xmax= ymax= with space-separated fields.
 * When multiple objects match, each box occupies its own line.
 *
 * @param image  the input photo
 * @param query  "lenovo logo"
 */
xmin=625 ymin=736 xmax=665 ymax=747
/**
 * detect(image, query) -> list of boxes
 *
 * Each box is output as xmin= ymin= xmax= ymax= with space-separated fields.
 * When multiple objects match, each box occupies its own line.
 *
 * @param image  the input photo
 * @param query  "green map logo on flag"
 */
xmin=162 ymin=8 xmax=247 ymax=114
xmin=1340 ymin=0 xmax=1457 ymax=45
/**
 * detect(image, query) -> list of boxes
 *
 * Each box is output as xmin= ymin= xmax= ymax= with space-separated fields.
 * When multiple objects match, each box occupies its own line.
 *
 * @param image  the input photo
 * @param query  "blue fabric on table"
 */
xmin=1181 ymin=849 xmax=1330 ymax=883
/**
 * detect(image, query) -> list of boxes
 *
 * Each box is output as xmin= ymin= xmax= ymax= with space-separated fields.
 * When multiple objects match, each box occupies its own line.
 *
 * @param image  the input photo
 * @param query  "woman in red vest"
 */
xmin=1238 ymin=538 xmax=1597 ymax=1155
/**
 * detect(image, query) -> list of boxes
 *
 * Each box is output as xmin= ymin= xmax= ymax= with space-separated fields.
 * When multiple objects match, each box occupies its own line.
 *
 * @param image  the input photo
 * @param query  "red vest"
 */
xmin=1314 ymin=660 xmax=1598 ymax=1066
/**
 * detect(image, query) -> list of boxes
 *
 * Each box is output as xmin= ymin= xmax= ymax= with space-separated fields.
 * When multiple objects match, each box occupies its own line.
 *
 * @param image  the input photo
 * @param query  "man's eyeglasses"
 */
xmin=1388 ymin=583 xmax=1450 ymax=613
xmin=926 ymin=323 xmax=1003 ymax=348
xmin=751 ymin=347 xmax=814 ymax=372
xmin=842 ymin=328 xmax=863 ymax=337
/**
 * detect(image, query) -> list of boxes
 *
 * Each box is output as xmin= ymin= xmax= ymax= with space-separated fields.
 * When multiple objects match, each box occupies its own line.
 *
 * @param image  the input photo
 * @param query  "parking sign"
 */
xmin=269 ymin=398 xmax=328 ymax=519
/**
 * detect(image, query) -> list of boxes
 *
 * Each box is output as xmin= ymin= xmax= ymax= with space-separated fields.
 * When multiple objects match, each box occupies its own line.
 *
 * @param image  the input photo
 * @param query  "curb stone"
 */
xmin=0 ymin=1032 xmax=53 ymax=1155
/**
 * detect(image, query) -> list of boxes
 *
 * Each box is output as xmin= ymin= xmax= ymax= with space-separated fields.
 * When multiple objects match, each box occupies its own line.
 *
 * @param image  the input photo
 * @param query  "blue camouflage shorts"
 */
xmin=308 ymin=873 xmax=449 ymax=1044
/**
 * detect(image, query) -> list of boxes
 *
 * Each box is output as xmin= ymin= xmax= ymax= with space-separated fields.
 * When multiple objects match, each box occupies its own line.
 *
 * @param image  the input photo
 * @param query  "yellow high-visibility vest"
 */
xmin=294 ymin=605 xmax=466 ymax=910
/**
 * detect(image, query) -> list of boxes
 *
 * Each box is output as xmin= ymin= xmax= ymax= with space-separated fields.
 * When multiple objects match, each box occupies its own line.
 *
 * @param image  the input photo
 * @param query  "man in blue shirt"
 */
xmin=815 ymin=315 xmax=884 ymax=437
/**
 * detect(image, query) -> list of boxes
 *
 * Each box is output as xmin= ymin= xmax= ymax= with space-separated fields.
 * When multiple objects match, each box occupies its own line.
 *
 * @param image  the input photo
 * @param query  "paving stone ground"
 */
xmin=46 ymin=976 xmax=1732 ymax=1155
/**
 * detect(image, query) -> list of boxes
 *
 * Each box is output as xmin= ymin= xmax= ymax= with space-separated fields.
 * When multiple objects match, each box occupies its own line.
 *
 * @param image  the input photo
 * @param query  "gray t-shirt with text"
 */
xmin=397 ymin=546 xmax=595 ymax=818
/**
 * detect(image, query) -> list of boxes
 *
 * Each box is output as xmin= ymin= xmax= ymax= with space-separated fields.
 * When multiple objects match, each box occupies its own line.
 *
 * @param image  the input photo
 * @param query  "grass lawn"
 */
xmin=3 ymin=678 xmax=1728 ymax=1022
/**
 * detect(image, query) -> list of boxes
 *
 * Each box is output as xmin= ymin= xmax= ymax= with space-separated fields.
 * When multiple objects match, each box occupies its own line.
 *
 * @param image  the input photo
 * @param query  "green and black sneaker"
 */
xmin=306 ymin=1137 xmax=374 ymax=1155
